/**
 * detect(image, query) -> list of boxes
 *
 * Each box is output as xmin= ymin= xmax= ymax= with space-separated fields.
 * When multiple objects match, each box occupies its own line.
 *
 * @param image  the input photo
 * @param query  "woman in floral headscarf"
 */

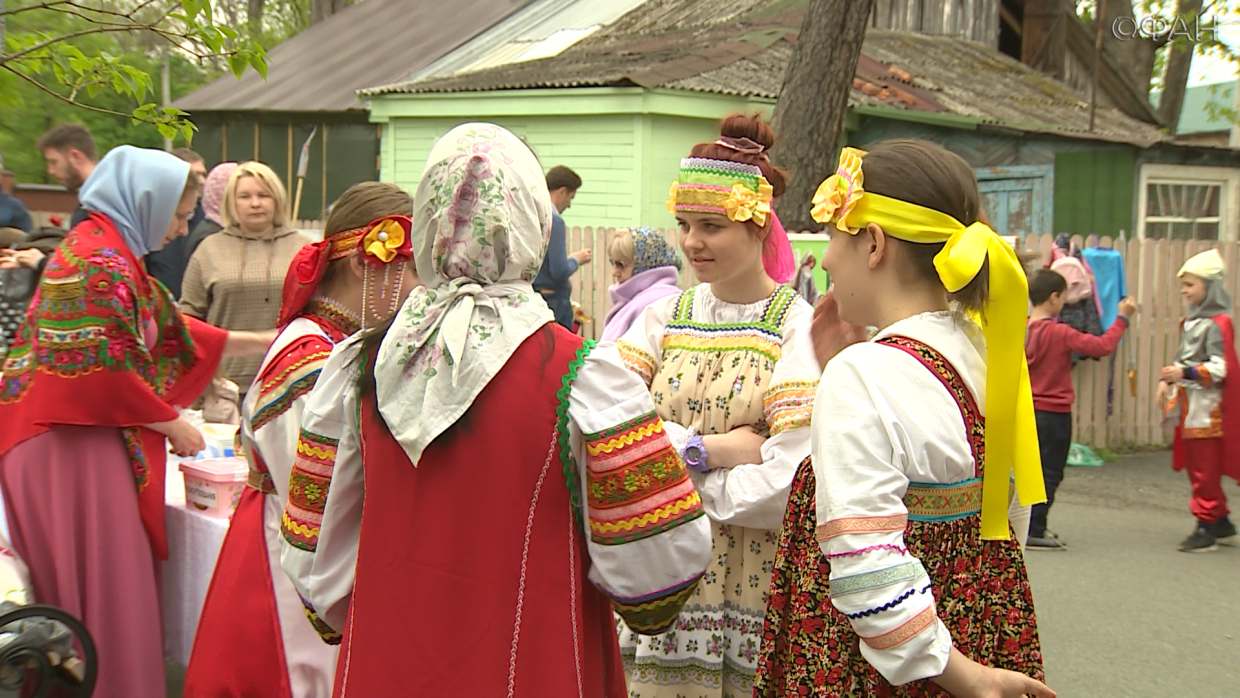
xmin=279 ymin=123 xmax=711 ymax=698
xmin=601 ymin=226 xmax=683 ymax=341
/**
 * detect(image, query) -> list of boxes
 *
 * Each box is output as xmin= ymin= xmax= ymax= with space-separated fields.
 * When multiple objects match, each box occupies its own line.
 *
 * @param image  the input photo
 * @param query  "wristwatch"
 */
xmin=682 ymin=435 xmax=710 ymax=473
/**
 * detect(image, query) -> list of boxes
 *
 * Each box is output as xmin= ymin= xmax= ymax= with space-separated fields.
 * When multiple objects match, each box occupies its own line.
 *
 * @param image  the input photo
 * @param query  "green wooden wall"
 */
xmin=1053 ymin=149 xmax=1137 ymax=237
xmin=189 ymin=117 xmax=380 ymax=221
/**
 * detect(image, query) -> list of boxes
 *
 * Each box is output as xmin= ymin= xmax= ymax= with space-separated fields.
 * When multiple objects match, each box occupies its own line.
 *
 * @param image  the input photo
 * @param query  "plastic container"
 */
xmin=179 ymin=457 xmax=248 ymax=518
xmin=199 ymin=423 xmax=240 ymax=459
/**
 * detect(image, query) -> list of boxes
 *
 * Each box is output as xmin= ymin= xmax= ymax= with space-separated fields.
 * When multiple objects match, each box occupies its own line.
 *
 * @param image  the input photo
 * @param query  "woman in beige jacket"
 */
xmin=181 ymin=161 xmax=309 ymax=395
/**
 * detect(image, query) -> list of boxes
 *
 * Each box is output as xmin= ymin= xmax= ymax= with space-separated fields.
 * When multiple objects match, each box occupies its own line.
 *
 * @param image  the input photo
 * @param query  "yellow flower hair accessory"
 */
xmin=666 ymin=182 xmax=680 ymax=215
xmin=359 ymin=216 xmax=414 ymax=266
xmin=723 ymin=180 xmax=774 ymax=227
xmin=811 ymin=147 xmax=866 ymax=233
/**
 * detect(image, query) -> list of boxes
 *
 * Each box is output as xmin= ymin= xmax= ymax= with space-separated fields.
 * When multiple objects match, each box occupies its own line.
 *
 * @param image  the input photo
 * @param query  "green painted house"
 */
xmin=361 ymin=0 xmax=1240 ymax=245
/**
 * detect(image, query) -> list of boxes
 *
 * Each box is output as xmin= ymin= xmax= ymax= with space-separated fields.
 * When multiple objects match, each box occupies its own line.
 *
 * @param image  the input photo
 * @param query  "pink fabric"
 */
xmin=763 ymin=212 xmax=795 ymax=284
xmin=0 ymin=425 xmax=165 ymax=697
xmin=601 ymin=267 xmax=682 ymax=341
xmin=1050 ymin=257 xmax=1093 ymax=304
xmin=203 ymin=162 xmax=239 ymax=226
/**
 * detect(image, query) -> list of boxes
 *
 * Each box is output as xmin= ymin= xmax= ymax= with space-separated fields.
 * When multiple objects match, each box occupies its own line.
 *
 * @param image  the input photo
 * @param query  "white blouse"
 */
xmin=280 ymin=334 xmax=714 ymax=635
xmin=812 ymin=311 xmax=986 ymax=686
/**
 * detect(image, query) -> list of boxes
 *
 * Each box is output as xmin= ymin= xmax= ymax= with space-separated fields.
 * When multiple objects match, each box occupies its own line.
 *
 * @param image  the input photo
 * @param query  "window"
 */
xmin=1138 ymin=164 xmax=1240 ymax=241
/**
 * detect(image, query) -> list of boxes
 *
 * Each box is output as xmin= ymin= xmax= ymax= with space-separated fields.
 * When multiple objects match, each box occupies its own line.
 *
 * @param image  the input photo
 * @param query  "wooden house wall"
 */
xmin=869 ymin=0 xmax=1000 ymax=47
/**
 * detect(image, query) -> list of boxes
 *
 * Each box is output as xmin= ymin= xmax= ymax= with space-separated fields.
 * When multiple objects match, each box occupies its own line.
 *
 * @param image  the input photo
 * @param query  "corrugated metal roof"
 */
xmin=363 ymin=7 xmax=1167 ymax=148
xmin=407 ymin=0 xmax=651 ymax=82
xmin=172 ymin=0 xmax=529 ymax=113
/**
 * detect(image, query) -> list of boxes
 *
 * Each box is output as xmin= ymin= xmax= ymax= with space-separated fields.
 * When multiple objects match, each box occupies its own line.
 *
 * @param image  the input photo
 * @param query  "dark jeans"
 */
xmin=1030 ymin=410 xmax=1073 ymax=538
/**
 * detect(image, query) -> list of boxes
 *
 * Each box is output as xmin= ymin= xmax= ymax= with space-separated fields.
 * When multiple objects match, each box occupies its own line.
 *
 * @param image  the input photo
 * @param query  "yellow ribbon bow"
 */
xmin=723 ymin=182 xmax=773 ymax=227
xmin=362 ymin=219 xmax=407 ymax=263
xmin=811 ymin=150 xmax=1047 ymax=540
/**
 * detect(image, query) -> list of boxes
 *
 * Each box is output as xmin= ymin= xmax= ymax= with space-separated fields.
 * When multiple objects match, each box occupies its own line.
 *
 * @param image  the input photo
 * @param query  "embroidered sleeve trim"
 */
xmin=825 ymin=544 xmax=909 ymax=560
xmin=557 ymin=338 xmax=596 ymax=523
xmin=251 ymin=348 xmax=330 ymax=431
xmin=298 ymin=593 xmax=342 ymax=645
xmin=584 ymin=410 xmax=704 ymax=545
xmin=1197 ymin=365 xmax=1213 ymax=387
xmin=846 ymin=583 xmax=933 ymax=619
xmin=617 ymin=341 xmax=656 ymax=387
xmin=611 ymin=573 xmax=702 ymax=636
xmin=282 ymin=428 xmax=339 ymax=552
xmin=859 ymin=605 xmax=938 ymax=650
xmin=816 ymin=514 xmax=908 ymax=542
xmin=763 ymin=379 xmax=817 ymax=436
xmin=831 ymin=560 xmax=925 ymax=597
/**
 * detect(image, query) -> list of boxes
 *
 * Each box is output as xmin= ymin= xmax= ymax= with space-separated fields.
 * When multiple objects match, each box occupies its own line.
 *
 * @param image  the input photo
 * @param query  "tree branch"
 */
xmin=2 ymin=62 xmax=153 ymax=120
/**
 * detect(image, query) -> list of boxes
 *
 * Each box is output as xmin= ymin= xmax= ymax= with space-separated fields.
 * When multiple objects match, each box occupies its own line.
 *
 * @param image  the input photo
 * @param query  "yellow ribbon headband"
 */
xmin=811 ymin=147 xmax=1047 ymax=540
xmin=667 ymin=157 xmax=773 ymax=227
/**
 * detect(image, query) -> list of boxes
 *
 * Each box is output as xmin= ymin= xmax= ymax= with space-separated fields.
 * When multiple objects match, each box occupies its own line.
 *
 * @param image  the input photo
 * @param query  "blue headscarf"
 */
xmin=630 ymin=226 xmax=682 ymax=276
xmin=78 ymin=145 xmax=191 ymax=257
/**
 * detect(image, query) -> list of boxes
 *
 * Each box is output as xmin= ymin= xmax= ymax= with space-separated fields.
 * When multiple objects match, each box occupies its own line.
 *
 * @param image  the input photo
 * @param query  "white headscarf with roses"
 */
xmin=375 ymin=123 xmax=556 ymax=466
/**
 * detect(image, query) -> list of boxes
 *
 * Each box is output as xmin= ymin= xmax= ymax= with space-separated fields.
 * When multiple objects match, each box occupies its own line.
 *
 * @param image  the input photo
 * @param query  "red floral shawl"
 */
xmin=0 ymin=213 xmax=227 ymax=559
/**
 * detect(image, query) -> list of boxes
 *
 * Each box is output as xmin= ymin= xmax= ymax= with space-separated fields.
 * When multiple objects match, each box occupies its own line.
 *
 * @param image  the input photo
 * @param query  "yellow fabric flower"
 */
xmin=666 ymin=182 xmax=680 ymax=215
xmin=363 ymin=219 xmax=406 ymax=263
xmin=723 ymin=180 xmax=773 ymax=227
xmin=811 ymin=147 xmax=867 ymax=233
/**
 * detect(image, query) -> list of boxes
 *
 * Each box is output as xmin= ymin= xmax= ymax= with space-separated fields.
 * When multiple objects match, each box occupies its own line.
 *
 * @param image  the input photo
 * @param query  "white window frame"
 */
xmin=1137 ymin=163 xmax=1240 ymax=241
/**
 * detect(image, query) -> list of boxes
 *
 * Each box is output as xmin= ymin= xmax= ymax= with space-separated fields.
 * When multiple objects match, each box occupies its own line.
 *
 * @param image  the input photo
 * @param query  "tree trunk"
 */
xmin=311 ymin=0 xmax=350 ymax=25
xmin=770 ymin=0 xmax=876 ymax=232
xmin=248 ymin=0 xmax=264 ymax=37
xmin=1097 ymin=0 xmax=1160 ymax=95
xmin=1157 ymin=0 xmax=1203 ymax=134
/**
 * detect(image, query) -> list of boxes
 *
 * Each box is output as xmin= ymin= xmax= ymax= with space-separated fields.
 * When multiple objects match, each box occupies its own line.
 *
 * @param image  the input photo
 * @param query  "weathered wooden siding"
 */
xmin=869 ymin=0 xmax=1000 ymax=48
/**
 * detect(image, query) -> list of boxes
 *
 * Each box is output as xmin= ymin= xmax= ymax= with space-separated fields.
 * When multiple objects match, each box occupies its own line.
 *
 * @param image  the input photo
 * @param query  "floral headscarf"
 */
xmin=374 ymin=123 xmax=556 ymax=466
xmin=629 ymin=226 xmax=682 ymax=276
xmin=202 ymin=162 xmax=238 ymax=226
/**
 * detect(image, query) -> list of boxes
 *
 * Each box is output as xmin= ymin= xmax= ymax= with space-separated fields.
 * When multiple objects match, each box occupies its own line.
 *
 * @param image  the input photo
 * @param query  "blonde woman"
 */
xmin=601 ymin=226 xmax=683 ymax=342
xmin=182 ymin=161 xmax=310 ymax=394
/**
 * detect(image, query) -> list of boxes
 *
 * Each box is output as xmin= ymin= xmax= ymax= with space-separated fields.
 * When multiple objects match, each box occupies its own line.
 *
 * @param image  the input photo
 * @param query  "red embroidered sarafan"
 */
xmin=755 ymin=336 xmax=1043 ymax=697
xmin=0 ymin=213 xmax=227 ymax=559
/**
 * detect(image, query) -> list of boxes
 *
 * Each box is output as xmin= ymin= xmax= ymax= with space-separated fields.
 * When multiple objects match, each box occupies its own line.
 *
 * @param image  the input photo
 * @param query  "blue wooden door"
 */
xmin=975 ymin=165 xmax=1054 ymax=237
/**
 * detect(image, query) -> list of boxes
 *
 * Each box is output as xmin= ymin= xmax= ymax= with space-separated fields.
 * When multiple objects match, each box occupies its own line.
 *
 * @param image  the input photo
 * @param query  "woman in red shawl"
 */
xmin=0 ymin=146 xmax=274 ymax=697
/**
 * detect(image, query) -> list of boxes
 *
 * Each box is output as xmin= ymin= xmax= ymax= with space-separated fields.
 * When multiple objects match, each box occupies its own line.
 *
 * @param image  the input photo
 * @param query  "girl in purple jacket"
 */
xmin=601 ymin=226 xmax=683 ymax=341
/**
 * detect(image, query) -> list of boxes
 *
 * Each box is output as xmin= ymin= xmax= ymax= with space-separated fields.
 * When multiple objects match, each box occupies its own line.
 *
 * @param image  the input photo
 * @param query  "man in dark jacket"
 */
xmin=36 ymin=123 xmax=97 ymax=229
xmin=0 ymin=150 xmax=32 ymax=232
xmin=533 ymin=165 xmax=591 ymax=331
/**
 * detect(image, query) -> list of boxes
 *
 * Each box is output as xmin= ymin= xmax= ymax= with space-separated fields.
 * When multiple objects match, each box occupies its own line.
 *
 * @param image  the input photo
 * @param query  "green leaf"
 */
xmin=228 ymin=54 xmax=247 ymax=78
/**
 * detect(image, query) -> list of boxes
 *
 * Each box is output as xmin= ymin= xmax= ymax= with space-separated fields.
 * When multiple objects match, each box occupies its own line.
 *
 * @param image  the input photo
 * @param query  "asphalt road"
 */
xmin=1023 ymin=450 xmax=1240 ymax=698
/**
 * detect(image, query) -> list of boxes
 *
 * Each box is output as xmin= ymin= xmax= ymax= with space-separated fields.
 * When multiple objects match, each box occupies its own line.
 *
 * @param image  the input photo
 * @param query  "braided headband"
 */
xmin=667 ymin=157 xmax=773 ymax=227
xmin=811 ymin=147 xmax=1047 ymax=540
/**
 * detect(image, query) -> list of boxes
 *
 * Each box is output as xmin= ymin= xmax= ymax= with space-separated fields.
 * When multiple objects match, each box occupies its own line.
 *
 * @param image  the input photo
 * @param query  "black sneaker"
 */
xmin=1178 ymin=524 xmax=1218 ymax=553
xmin=1027 ymin=534 xmax=1067 ymax=550
xmin=1211 ymin=517 xmax=1237 ymax=546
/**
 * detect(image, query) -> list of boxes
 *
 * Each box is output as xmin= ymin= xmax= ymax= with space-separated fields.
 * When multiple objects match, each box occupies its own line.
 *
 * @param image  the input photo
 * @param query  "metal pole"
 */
xmin=1090 ymin=0 xmax=1108 ymax=133
xmin=161 ymin=50 xmax=172 ymax=149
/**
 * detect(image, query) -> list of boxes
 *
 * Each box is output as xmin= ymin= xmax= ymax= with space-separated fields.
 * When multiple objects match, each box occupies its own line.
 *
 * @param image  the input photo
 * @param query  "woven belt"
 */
xmin=904 ymin=478 xmax=983 ymax=522
xmin=247 ymin=469 xmax=277 ymax=495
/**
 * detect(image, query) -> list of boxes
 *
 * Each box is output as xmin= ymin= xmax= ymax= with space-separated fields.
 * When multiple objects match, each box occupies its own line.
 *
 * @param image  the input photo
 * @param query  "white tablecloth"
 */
xmin=161 ymin=461 xmax=231 ymax=667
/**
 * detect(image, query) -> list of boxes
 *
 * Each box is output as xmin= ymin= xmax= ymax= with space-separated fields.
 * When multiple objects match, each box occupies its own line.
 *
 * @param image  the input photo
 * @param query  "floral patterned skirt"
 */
xmin=754 ymin=458 xmax=1044 ymax=697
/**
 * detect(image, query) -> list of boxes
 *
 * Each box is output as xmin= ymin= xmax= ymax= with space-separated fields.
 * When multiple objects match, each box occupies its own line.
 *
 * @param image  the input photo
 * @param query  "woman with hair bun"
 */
xmin=615 ymin=113 xmax=819 ymax=698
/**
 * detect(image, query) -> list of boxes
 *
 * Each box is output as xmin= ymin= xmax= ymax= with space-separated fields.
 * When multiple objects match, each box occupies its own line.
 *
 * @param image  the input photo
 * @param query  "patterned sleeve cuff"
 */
xmin=584 ymin=411 xmax=704 ymax=546
xmin=763 ymin=380 xmax=817 ymax=436
xmin=299 ymin=594 xmax=342 ymax=645
xmin=609 ymin=574 xmax=701 ymax=636
xmin=282 ymin=427 xmax=338 ymax=552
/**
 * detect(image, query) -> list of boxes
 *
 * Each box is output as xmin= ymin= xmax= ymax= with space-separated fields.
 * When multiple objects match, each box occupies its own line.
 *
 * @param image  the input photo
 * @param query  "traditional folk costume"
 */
xmin=614 ymin=156 xmax=817 ymax=698
xmin=1168 ymin=249 xmax=1240 ymax=550
xmin=756 ymin=148 xmax=1047 ymax=696
xmin=184 ymin=217 xmax=407 ymax=696
xmin=279 ymin=124 xmax=713 ymax=698
xmin=0 ymin=147 xmax=228 ymax=697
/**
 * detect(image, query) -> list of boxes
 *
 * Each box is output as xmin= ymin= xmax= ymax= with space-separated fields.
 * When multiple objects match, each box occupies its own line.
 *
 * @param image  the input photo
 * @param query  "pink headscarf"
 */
xmin=763 ymin=212 xmax=795 ymax=284
xmin=202 ymin=162 xmax=238 ymax=226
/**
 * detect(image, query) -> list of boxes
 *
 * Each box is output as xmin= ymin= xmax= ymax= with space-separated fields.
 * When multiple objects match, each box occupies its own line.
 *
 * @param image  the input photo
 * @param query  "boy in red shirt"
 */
xmin=1026 ymin=268 xmax=1137 ymax=549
